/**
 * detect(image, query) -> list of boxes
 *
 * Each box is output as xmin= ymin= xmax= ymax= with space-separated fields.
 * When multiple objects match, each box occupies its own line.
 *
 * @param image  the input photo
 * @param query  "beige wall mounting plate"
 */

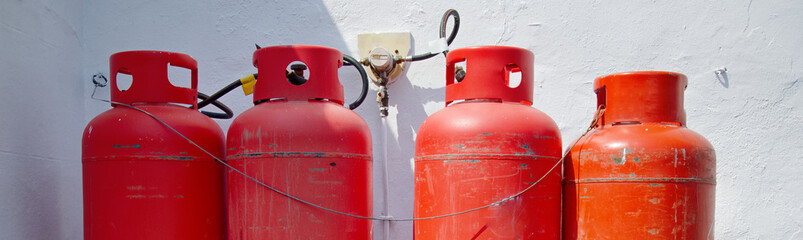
xmin=357 ymin=32 xmax=411 ymax=87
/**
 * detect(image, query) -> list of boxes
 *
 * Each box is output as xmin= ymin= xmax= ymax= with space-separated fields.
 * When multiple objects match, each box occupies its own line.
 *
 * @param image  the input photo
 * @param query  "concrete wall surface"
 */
xmin=1 ymin=0 xmax=801 ymax=239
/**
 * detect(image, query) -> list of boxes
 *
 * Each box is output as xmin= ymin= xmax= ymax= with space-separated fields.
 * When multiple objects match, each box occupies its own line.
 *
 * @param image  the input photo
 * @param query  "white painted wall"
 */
xmin=0 ymin=0 xmax=84 ymax=239
xmin=1 ymin=0 xmax=800 ymax=239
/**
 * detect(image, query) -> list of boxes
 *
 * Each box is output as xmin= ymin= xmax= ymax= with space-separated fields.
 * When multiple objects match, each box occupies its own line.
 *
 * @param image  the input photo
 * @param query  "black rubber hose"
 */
xmin=200 ymin=55 xmax=366 ymax=110
xmin=198 ymin=92 xmax=234 ymax=119
xmin=286 ymin=71 xmax=307 ymax=85
xmin=344 ymin=54 xmax=368 ymax=110
xmin=440 ymin=9 xmax=460 ymax=45
xmin=407 ymin=9 xmax=460 ymax=61
xmin=197 ymin=75 xmax=253 ymax=109
xmin=410 ymin=52 xmax=439 ymax=61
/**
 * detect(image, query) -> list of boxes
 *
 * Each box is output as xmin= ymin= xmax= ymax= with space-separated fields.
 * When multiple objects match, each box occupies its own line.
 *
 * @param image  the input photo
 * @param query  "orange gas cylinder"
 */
xmin=563 ymin=71 xmax=716 ymax=239
xmin=414 ymin=46 xmax=562 ymax=239
xmin=82 ymin=51 xmax=225 ymax=239
xmin=226 ymin=45 xmax=372 ymax=239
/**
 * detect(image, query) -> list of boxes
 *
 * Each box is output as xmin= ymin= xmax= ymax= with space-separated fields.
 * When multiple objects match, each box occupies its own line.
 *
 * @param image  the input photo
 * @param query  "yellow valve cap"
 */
xmin=240 ymin=74 xmax=257 ymax=96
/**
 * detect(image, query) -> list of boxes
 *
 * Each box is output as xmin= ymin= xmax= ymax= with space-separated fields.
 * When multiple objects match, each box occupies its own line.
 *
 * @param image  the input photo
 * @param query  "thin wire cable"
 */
xmin=90 ymin=84 xmax=597 ymax=222
xmin=91 ymin=86 xmax=384 ymax=220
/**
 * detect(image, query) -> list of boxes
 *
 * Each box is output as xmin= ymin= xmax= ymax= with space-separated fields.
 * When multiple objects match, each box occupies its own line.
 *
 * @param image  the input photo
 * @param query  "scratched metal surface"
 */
xmin=226 ymin=100 xmax=373 ymax=239
xmin=226 ymin=154 xmax=372 ymax=239
xmin=415 ymin=100 xmax=562 ymax=239
xmin=82 ymin=104 xmax=225 ymax=239
xmin=564 ymin=124 xmax=716 ymax=239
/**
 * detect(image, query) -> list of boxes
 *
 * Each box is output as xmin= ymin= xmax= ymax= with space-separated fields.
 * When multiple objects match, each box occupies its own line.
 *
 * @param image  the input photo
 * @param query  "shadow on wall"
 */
xmin=2 ymin=153 xmax=62 ymax=239
xmin=716 ymin=71 xmax=729 ymax=88
xmin=389 ymin=79 xmax=445 ymax=238
xmin=1 ymin=0 xmax=83 ymax=239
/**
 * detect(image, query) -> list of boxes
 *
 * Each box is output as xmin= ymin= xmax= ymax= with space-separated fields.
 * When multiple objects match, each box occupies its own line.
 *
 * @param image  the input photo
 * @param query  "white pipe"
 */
xmin=381 ymin=116 xmax=391 ymax=240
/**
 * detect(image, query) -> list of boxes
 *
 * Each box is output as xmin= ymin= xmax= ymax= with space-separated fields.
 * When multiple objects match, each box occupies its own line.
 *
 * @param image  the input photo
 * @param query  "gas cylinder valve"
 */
xmin=454 ymin=66 xmax=466 ymax=82
xmin=358 ymin=9 xmax=460 ymax=117
xmin=367 ymin=47 xmax=397 ymax=77
xmin=365 ymin=46 xmax=402 ymax=117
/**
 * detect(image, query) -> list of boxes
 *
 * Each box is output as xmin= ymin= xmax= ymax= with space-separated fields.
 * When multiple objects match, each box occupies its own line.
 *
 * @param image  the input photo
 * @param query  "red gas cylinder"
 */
xmin=82 ymin=51 xmax=225 ymax=239
xmin=414 ymin=46 xmax=562 ymax=239
xmin=563 ymin=71 xmax=716 ymax=239
xmin=226 ymin=45 xmax=372 ymax=239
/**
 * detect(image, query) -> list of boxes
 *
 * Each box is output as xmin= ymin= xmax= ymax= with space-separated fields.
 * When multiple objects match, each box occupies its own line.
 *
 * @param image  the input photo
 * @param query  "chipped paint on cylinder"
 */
xmin=564 ymin=71 xmax=716 ymax=239
xmin=82 ymin=51 xmax=225 ymax=240
xmin=226 ymin=101 xmax=373 ymax=239
xmin=415 ymin=46 xmax=562 ymax=239
xmin=226 ymin=45 xmax=373 ymax=240
xmin=226 ymin=153 xmax=372 ymax=238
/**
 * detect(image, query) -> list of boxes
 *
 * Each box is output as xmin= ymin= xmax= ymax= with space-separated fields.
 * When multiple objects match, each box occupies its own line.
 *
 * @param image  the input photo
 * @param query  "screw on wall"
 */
xmin=715 ymin=67 xmax=729 ymax=88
